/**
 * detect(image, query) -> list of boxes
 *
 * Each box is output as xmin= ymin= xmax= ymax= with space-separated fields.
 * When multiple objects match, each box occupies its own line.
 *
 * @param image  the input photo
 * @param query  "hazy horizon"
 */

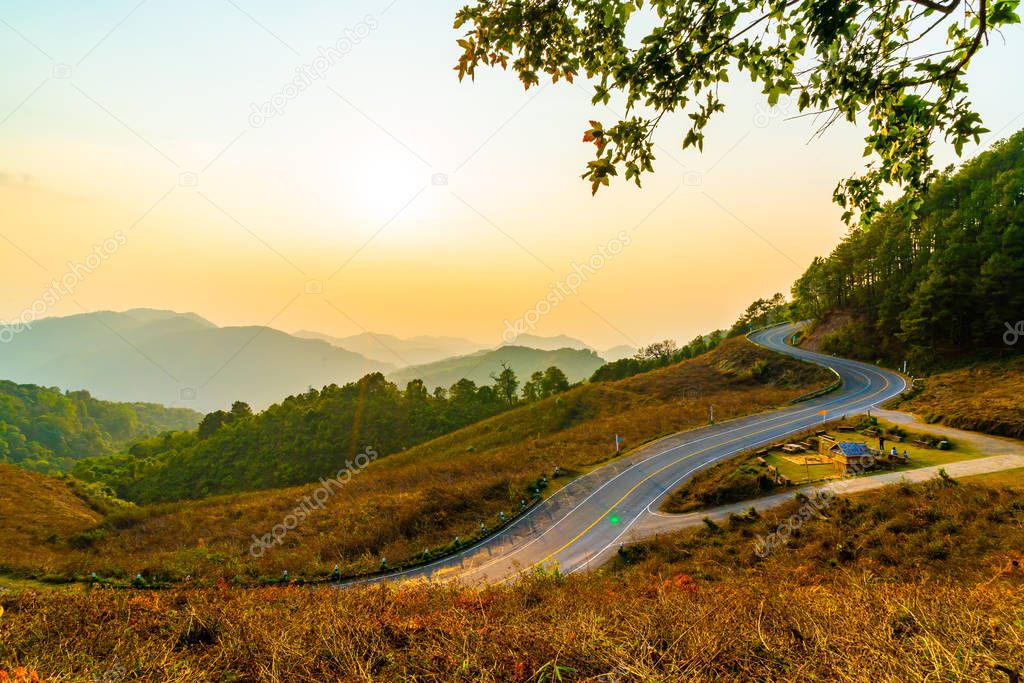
xmin=8 ymin=305 xmax=645 ymax=354
xmin=4 ymin=0 xmax=1024 ymax=352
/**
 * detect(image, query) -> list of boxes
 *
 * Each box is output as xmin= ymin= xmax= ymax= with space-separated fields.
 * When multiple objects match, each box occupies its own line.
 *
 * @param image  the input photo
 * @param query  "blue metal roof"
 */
xmin=836 ymin=441 xmax=871 ymax=457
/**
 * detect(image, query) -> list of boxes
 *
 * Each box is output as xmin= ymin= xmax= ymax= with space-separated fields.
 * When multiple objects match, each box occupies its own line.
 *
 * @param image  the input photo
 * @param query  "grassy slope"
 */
xmin=800 ymin=311 xmax=1024 ymax=440
xmin=962 ymin=466 xmax=1024 ymax=487
xmin=0 ymin=465 xmax=101 ymax=575
xmin=895 ymin=356 xmax=1024 ymax=438
xmin=2 ymin=477 xmax=1021 ymax=681
xmin=0 ymin=338 xmax=831 ymax=582
xmin=797 ymin=310 xmax=857 ymax=353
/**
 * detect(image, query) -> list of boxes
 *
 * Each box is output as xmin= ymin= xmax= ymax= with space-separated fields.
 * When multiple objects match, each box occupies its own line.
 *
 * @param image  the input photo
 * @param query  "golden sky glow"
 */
xmin=3 ymin=1 xmax=1023 ymax=350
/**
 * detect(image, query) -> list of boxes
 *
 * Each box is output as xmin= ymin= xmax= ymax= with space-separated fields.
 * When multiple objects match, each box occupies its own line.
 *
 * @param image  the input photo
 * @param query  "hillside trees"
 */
xmin=0 ymin=381 xmax=200 ymax=473
xmin=540 ymin=366 xmax=570 ymax=396
xmin=728 ymin=293 xmax=788 ymax=335
xmin=790 ymin=129 xmax=1024 ymax=362
xmin=636 ymin=340 xmax=678 ymax=363
xmin=491 ymin=363 xmax=520 ymax=406
xmin=522 ymin=366 xmax=572 ymax=402
xmin=72 ymin=364 xmax=573 ymax=502
xmin=522 ymin=372 xmax=543 ymax=402
xmin=590 ymin=331 xmax=726 ymax=382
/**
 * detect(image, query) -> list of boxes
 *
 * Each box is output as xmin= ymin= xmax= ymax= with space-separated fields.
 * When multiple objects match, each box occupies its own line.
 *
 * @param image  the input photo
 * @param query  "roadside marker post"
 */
xmin=807 ymin=410 xmax=827 ymax=483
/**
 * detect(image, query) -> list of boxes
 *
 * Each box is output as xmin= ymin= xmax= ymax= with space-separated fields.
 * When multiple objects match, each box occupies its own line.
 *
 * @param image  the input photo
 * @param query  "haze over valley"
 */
xmin=0 ymin=307 xmax=627 ymax=412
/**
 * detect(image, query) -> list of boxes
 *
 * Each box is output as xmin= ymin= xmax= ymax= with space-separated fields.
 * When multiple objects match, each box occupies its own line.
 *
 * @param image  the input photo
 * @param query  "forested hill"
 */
xmin=0 ymin=381 xmax=201 ymax=473
xmin=71 ymin=368 xmax=563 ymax=503
xmin=791 ymin=129 xmax=1024 ymax=364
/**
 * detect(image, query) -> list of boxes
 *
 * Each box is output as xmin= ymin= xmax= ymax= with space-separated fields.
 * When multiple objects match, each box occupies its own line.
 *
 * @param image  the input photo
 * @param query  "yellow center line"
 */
xmin=505 ymin=363 xmax=896 ymax=581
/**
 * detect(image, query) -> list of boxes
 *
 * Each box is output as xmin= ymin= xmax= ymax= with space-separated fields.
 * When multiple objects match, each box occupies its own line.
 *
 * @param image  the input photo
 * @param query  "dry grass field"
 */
xmin=0 ymin=466 xmax=101 ymax=576
xmin=1 ymin=476 xmax=1021 ymax=682
xmin=896 ymin=356 xmax=1024 ymax=439
xmin=0 ymin=338 xmax=831 ymax=584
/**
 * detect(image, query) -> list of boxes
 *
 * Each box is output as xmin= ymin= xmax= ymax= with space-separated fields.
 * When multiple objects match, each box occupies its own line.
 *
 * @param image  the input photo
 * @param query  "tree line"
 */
xmin=72 ymin=365 xmax=574 ymax=503
xmin=0 ymin=380 xmax=200 ymax=473
xmin=791 ymin=129 xmax=1024 ymax=364
xmin=590 ymin=335 xmax=723 ymax=382
xmin=588 ymin=293 xmax=789 ymax=383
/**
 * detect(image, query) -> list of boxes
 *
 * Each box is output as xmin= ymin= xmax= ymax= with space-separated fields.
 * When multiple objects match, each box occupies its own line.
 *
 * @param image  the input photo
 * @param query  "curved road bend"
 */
xmin=348 ymin=323 xmax=907 ymax=587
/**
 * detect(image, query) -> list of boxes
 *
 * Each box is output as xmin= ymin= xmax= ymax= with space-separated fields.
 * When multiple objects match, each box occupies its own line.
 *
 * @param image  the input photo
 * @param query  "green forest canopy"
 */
xmin=790 ymin=128 xmax=1024 ymax=363
xmin=71 ymin=365 xmax=579 ymax=503
xmin=0 ymin=381 xmax=201 ymax=473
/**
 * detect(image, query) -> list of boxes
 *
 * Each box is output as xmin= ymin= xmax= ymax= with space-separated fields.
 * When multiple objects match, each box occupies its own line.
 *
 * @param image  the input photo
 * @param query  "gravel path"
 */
xmin=873 ymin=408 xmax=1024 ymax=457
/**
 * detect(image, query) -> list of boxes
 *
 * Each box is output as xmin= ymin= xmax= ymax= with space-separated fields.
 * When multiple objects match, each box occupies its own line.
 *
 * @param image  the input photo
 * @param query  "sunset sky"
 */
xmin=3 ymin=0 xmax=1023 ymax=350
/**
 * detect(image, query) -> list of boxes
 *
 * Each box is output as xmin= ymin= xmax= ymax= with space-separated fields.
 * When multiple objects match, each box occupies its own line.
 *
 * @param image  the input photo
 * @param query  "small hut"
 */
xmin=825 ymin=440 xmax=878 ymax=474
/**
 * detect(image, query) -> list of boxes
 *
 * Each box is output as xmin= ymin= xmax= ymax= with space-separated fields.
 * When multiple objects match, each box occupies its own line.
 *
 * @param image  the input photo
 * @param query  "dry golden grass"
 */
xmin=0 ymin=465 xmax=100 ymax=577
xmin=2 ymin=479 xmax=1022 ymax=682
xmin=2 ymin=575 xmax=1021 ymax=682
xmin=961 ymin=466 xmax=1024 ymax=488
xmin=0 ymin=338 xmax=831 ymax=583
xmin=649 ymin=476 xmax=1024 ymax=581
xmin=898 ymin=356 xmax=1024 ymax=438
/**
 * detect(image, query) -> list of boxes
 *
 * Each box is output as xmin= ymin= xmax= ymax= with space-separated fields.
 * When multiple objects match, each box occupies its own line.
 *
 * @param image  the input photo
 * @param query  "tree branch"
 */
xmin=907 ymin=0 xmax=962 ymax=13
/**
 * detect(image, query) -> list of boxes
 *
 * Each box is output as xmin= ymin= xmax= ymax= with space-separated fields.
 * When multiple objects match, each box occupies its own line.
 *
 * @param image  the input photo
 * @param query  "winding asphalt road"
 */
xmin=354 ymin=323 xmax=907 ymax=587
